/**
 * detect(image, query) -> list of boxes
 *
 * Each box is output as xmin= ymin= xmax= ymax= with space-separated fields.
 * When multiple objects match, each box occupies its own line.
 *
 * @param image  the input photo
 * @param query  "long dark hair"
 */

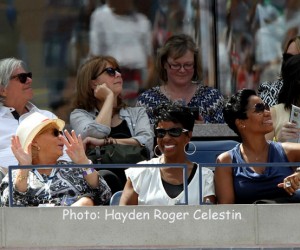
xmin=278 ymin=54 xmax=300 ymax=110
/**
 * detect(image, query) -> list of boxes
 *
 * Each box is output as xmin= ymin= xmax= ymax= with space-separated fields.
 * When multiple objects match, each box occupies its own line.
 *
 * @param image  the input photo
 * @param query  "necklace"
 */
xmin=163 ymin=84 xmax=195 ymax=105
xmin=241 ymin=143 xmax=269 ymax=162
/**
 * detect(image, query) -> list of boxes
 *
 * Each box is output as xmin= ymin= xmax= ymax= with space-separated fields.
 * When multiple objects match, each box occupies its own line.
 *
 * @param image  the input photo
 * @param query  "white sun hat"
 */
xmin=16 ymin=112 xmax=65 ymax=152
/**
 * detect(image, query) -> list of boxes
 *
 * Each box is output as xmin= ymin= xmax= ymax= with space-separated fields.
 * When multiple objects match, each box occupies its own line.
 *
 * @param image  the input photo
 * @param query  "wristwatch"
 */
xmin=83 ymin=168 xmax=96 ymax=176
xmin=296 ymin=167 xmax=300 ymax=173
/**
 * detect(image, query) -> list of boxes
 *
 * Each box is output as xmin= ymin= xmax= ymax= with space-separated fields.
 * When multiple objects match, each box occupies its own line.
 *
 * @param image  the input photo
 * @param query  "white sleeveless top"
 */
xmin=125 ymin=156 xmax=215 ymax=205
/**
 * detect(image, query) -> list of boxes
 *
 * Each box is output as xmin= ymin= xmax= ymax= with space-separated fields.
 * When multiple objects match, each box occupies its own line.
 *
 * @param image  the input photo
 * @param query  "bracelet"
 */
xmin=16 ymin=175 xmax=28 ymax=181
xmin=83 ymin=168 xmax=96 ymax=176
xmin=104 ymin=137 xmax=115 ymax=145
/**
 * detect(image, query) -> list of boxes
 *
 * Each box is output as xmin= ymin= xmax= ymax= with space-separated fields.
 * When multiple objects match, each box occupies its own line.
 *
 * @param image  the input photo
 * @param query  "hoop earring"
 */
xmin=154 ymin=145 xmax=162 ymax=157
xmin=184 ymin=142 xmax=196 ymax=155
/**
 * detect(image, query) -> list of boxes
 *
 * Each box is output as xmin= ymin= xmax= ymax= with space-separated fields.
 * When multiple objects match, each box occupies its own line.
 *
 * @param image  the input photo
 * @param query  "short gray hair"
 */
xmin=0 ymin=58 xmax=26 ymax=103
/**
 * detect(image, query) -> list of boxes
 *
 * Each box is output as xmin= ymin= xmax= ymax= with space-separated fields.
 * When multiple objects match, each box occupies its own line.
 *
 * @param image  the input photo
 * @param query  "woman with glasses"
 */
xmin=70 ymin=56 xmax=153 ymax=193
xmin=0 ymin=112 xmax=111 ymax=206
xmin=215 ymin=89 xmax=300 ymax=204
xmin=120 ymin=103 xmax=215 ymax=205
xmin=0 ymin=58 xmax=70 ymax=169
xmin=137 ymin=33 xmax=225 ymax=124
xmin=265 ymin=54 xmax=300 ymax=142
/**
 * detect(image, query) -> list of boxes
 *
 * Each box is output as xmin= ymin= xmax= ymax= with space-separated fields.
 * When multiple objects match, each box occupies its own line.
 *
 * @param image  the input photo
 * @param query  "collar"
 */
xmin=0 ymin=102 xmax=37 ymax=117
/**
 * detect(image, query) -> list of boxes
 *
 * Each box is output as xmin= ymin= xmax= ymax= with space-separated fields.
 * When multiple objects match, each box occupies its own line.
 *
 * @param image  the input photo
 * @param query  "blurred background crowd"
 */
xmin=1 ymin=0 xmax=300 ymax=126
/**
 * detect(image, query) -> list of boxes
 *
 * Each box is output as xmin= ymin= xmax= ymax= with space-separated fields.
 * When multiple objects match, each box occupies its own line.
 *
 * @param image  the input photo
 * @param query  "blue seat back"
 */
xmin=109 ymin=190 xmax=123 ymax=206
xmin=187 ymin=140 xmax=238 ymax=164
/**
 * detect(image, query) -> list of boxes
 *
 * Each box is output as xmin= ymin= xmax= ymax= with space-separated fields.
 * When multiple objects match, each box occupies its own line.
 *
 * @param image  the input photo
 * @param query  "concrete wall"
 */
xmin=1 ymin=204 xmax=300 ymax=249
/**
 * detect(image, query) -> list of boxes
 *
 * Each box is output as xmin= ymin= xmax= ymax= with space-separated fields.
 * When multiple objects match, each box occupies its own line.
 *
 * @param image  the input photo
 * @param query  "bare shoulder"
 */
xmin=216 ymin=151 xmax=232 ymax=163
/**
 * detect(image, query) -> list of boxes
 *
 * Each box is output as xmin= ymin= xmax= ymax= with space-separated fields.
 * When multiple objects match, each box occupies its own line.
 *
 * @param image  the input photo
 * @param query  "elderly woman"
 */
xmin=0 ymin=112 xmax=111 ymax=207
xmin=215 ymin=89 xmax=300 ymax=204
xmin=137 ymin=33 xmax=224 ymax=124
xmin=0 ymin=57 xmax=70 ymax=169
xmin=120 ymin=103 xmax=215 ymax=205
xmin=70 ymin=56 xmax=153 ymax=191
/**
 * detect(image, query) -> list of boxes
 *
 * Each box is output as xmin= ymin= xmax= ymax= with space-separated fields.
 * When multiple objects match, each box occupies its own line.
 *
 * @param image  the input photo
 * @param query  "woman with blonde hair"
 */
xmin=0 ymin=112 xmax=111 ymax=206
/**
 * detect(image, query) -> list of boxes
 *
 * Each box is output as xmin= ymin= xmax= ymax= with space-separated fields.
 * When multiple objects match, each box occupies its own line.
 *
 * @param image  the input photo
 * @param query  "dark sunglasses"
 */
xmin=94 ymin=67 xmax=121 ymax=79
xmin=10 ymin=72 xmax=32 ymax=84
xmin=52 ymin=128 xmax=63 ymax=137
xmin=252 ymin=103 xmax=270 ymax=113
xmin=155 ymin=127 xmax=189 ymax=138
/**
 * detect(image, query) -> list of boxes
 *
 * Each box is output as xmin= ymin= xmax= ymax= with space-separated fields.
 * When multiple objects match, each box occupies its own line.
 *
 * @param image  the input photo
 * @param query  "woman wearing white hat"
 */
xmin=0 ymin=112 xmax=111 ymax=206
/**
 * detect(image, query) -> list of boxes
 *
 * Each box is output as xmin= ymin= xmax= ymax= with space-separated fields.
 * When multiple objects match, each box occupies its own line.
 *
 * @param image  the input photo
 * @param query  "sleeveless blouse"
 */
xmin=229 ymin=141 xmax=295 ymax=204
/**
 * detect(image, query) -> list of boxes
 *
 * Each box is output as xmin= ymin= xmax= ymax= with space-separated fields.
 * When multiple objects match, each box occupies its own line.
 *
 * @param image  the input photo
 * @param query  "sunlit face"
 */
xmin=33 ymin=127 xmax=64 ymax=162
xmin=164 ymin=50 xmax=195 ymax=86
xmin=92 ymin=63 xmax=123 ymax=96
xmin=156 ymin=121 xmax=191 ymax=159
xmin=241 ymin=95 xmax=273 ymax=134
xmin=2 ymin=67 xmax=33 ymax=106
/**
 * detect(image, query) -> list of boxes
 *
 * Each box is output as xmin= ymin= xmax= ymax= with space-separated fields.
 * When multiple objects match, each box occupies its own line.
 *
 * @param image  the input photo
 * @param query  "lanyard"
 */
xmin=33 ymin=168 xmax=57 ymax=199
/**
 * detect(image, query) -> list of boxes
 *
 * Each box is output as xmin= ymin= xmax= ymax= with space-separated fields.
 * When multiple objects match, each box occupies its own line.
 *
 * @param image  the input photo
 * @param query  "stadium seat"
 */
xmin=187 ymin=140 xmax=238 ymax=164
xmin=109 ymin=190 xmax=123 ymax=206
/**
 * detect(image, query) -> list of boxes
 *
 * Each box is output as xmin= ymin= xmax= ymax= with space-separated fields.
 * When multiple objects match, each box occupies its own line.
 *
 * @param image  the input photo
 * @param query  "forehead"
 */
xmin=168 ymin=50 xmax=194 ymax=61
xmin=247 ymin=95 xmax=263 ymax=107
xmin=11 ymin=67 xmax=26 ymax=75
xmin=157 ymin=120 xmax=182 ymax=128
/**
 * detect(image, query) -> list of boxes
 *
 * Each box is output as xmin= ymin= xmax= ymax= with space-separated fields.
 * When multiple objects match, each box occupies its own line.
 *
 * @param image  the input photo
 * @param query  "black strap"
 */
xmin=11 ymin=110 xmax=20 ymax=120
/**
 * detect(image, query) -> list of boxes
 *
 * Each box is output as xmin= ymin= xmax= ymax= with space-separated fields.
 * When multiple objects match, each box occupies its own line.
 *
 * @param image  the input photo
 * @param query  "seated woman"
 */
xmin=0 ymin=112 xmax=111 ymax=206
xmin=137 ymin=33 xmax=225 ymax=124
xmin=265 ymin=54 xmax=300 ymax=142
xmin=70 ymin=56 xmax=154 ymax=192
xmin=215 ymin=89 xmax=300 ymax=204
xmin=120 ymin=103 xmax=215 ymax=205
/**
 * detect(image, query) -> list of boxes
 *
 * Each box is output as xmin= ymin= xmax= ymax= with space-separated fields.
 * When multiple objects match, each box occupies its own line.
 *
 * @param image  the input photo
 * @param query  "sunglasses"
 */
xmin=94 ymin=67 xmax=121 ymax=79
xmin=10 ymin=72 xmax=32 ymax=84
xmin=252 ymin=103 xmax=270 ymax=113
xmin=52 ymin=128 xmax=63 ymax=137
xmin=155 ymin=127 xmax=189 ymax=138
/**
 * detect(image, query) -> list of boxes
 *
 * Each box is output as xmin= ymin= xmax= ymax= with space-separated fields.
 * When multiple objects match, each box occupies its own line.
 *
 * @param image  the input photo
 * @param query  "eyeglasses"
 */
xmin=10 ymin=72 xmax=32 ymax=84
xmin=166 ymin=62 xmax=194 ymax=71
xmin=251 ymin=103 xmax=270 ymax=114
xmin=52 ymin=128 xmax=63 ymax=137
xmin=155 ymin=127 xmax=189 ymax=138
xmin=94 ymin=67 xmax=121 ymax=79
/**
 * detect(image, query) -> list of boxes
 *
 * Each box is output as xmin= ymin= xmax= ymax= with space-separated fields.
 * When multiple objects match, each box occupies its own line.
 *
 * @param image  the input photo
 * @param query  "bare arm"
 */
xmin=119 ymin=178 xmax=138 ymax=205
xmin=11 ymin=136 xmax=32 ymax=193
xmin=93 ymin=83 xmax=114 ymax=127
xmin=214 ymin=152 xmax=235 ymax=204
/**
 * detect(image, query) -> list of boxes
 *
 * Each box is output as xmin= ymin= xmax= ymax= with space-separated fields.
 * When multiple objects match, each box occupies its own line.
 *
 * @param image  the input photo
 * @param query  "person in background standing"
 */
xmin=89 ymin=0 xmax=153 ymax=106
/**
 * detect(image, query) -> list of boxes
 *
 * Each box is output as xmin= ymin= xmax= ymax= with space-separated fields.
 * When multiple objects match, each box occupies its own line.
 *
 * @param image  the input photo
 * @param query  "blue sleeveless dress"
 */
xmin=229 ymin=141 xmax=299 ymax=204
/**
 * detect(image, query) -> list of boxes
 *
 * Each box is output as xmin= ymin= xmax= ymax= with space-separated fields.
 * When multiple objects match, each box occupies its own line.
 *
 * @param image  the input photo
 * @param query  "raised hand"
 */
xmin=61 ymin=130 xmax=90 ymax=164
xmin=94 ymin=83 xmax=113 ymax=102
xmin=11 ymin=135 xmax=32 ymax=165
xmin=277 ymin=122 xmax=300 ymax=142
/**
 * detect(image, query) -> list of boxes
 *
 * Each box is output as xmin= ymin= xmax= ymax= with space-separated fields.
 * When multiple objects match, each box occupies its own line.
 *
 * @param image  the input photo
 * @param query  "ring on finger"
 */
xmin=285 ymin=181 xmax=292 ymax=188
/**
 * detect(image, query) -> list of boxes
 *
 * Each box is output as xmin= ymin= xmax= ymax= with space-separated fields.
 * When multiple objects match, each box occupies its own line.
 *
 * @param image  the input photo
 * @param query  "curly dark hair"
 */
xmin=223 ymin=89 xmax=256 ymax=137
xmin=153 ymin=102 xmax=195 ymax=131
